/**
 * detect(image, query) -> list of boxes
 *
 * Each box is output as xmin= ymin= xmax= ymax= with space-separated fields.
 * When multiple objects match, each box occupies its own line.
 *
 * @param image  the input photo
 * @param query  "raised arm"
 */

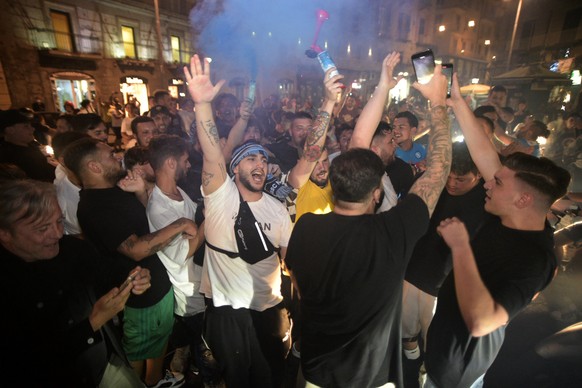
xmin=184 ymin=54 xmax=227 ymax=195
xmin=437 ymin=218 xmax=509 ymax=337
xmin=447 ymin=73 xmax=501 ymax=181
xmin=408 ymin=65 xmax=452 ymax=217
xmin=350 ymin=52 xmax=402 ymax=149
xmin=222 ymin=97 xmax=254 ymax=161
xmin=287 ymin=69 xmax=343 ymax=189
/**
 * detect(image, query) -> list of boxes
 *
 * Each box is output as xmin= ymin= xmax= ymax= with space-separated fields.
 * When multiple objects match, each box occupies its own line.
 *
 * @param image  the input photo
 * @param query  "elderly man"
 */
xmin=0 ymin=179 xmax=151 ymax=387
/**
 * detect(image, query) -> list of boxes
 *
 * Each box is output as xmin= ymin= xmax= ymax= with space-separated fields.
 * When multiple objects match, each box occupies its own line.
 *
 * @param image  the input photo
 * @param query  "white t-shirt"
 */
xmin=377 ymin=173 xmax=398 ymax=213
xmin=54 ymin=164 xmax=82 ymax=235
xmin=201 ymin=177 xmax=292 ymax=311
xmin=146 ymin=185 xmax=205 ymax=316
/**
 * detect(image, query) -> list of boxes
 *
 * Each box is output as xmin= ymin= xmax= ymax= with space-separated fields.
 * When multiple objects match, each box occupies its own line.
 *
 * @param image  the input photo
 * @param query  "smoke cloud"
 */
xmin=189 ymin=0 xmax=377 ymax=84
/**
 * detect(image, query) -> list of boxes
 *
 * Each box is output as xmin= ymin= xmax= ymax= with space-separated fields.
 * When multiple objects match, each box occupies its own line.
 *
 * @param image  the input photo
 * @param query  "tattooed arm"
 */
xmin=351 ymin=52 xmax=402 ymax=149
xmin=184 ymin=54 xmax=228 ymax=195
xmin=117 ymin=217 xmax=198 ymax=261
xmin=408 ymin=65 xmax=452 ymax=217
xmin=286 ymin=69 xmax=343 ymax=189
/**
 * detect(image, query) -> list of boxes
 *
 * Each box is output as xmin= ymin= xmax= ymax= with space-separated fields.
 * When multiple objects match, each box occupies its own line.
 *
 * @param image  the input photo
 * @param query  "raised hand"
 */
xmin=379 ymin=51 xmax=403 ymax=90
xmin=239 ymin=97 xmax=254 ymax=121
xmin=117 ymin=169 xmax=145 ymax=193
xmin=184 ymin=54 xmax=226 ymax=105
xmin=323 ymin=69 xmax=344 ymax=102
xmin=412 ymin=64 xmax=447 ymax=107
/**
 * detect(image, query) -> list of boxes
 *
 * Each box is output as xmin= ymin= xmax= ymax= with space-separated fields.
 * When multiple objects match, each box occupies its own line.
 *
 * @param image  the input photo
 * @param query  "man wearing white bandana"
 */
xmin=184 ymin=55 xmax=293 ymax=388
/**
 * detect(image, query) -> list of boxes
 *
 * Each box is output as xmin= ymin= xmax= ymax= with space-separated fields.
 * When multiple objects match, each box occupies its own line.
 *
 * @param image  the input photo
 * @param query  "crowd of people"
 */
xmin=0 ymin=46 xmax=580 ymax=388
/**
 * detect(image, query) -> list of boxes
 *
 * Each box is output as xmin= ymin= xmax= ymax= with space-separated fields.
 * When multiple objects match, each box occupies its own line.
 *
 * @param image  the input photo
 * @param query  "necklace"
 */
xmin=159 ymin=187 xmax=182 ymax=199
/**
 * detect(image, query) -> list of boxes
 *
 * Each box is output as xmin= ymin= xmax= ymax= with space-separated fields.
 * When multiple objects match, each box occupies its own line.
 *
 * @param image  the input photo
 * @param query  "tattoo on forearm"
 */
xmin=304 ymin=145 xmax=324 ymax=162
xmin=200 ymin=119 xmax=220 ymax=147
xmin=410 ymin=106 xmax=452 ymax=215
xmin=304 ymin=111 xmax=330 ymax=162
xmin=146 ymin=231 xmax=182 ymax=255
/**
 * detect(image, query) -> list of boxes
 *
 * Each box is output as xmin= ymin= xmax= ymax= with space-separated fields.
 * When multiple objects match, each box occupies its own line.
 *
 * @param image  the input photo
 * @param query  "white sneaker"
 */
xmin=403 ymin=345 xmax=420 ymax=360
xmin=148 ymin=370 xmax=185 ymax=388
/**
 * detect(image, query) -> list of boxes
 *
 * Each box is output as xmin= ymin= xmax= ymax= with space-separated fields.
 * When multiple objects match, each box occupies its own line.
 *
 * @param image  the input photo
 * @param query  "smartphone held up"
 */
xmin=411 ymin=49 xmax=435 ymax=85
xmin=441 ymin=63 xmax=454 ymax=98
xmin=411 ymin=49 xmax=453 ymax=98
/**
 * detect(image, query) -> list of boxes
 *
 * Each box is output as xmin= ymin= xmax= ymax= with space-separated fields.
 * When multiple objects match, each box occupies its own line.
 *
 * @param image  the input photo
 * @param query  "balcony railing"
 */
xmin=27 ymin=27 xmax=192 ymax=64
xmin=28 ymin=28 xmax=102 ymax=55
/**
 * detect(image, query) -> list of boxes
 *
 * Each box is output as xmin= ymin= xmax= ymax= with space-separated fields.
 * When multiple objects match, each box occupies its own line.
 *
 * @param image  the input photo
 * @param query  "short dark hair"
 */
xmin=213 ymin=93 xmax=239 ymax=110
xmin=474 ymin=105 xmax=496 ymax=118
xmin=56 ymin=114 xmax=74 ymax=131
xmin=131 ymin=116 xmax=155 ymax=134
xmin=395 ymin=111 xmax=418 ymax=128
xmin=147 ymin=134 xmax=189 ymax=171
xmin=490 ymin=85 xmax=507 ymax=95
xmin=246 ymin=117 xmax=265 ymax=136
xmin=501 ymin=106 xmax=515 ymax=115
xmin=292 ymin=111 xmax=313 ymax=122
xmin=451 ymin=142 xmax=478 ymax=176
xmin=51 ymin=131 xmax=90 ymax=160
xmin=149 ymin=105 xmax=170 ymax=118
xmin=153 ymin=90 xmax=170 ymax=103
xmin=71 ymin=113 xmax=103 ymax=133
xmin=123 ymin=146 xmax=150 ymax=171
xmin=335 ymin=123 xmax=354 ymax=140
xmin=476 ymin=115 xmax=494 ymax=134
xmin=373 ymin=121 xmax=392 ymax=141
xmin=330 ymin=148 xmax=384 ymax=203
xmin=503 ymin=153 xmax=570 ymax=207
xmin=62 ymin=137 xmax=102 ymax=182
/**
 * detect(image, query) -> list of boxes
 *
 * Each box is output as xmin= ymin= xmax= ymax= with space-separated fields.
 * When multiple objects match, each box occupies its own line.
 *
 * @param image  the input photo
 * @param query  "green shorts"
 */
xmin=122 ymin=290 xmax=175 ymax=361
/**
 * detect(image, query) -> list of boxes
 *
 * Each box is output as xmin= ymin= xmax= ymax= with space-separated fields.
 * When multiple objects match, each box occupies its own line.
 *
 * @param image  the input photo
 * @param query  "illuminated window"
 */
xmin=121 ymin=26 xmax=136 ymax=58
xmin=171 ymin=36 xmax=181 ymax=62
xmin=50 ymin=10 xmax=74 ymax=52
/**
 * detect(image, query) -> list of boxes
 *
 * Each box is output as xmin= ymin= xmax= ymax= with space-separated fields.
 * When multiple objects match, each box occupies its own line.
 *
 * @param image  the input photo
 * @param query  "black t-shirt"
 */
xmin=405 ymin=182 xmax=488 ymax=296
xmin=425 ymin=216 xmax=556 ymax=388
xmin=386 ymin=157 xmax=415 ymax=200
xmin=77 ymin=187 xmax=171 ymax=309
xmin=285 ymin=194 xmax=429 ymax=387
xmin=0 ymin=140 xmax=55 ymax=182
xmin=265 ymin=141 xmax=301 ymax=174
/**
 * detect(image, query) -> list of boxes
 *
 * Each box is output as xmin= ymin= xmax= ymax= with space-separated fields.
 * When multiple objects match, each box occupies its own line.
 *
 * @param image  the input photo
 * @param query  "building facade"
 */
xmin=0 ymin=0 xmax=201 ymax=113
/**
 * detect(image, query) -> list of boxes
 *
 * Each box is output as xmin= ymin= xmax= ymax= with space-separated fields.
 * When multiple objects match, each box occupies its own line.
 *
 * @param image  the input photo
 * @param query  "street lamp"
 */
xmin=506 ymin=0 xmax=523 ymax=71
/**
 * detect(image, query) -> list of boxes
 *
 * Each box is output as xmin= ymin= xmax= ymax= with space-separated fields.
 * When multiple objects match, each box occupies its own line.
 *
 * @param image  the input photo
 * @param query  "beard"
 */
xmin=238 ymin=170 xmax=265 ymax=193
xmin=105 ymin=167 xmax=127 ymax=185
xmin=309 ymin=172 xmax=328 ymax=188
